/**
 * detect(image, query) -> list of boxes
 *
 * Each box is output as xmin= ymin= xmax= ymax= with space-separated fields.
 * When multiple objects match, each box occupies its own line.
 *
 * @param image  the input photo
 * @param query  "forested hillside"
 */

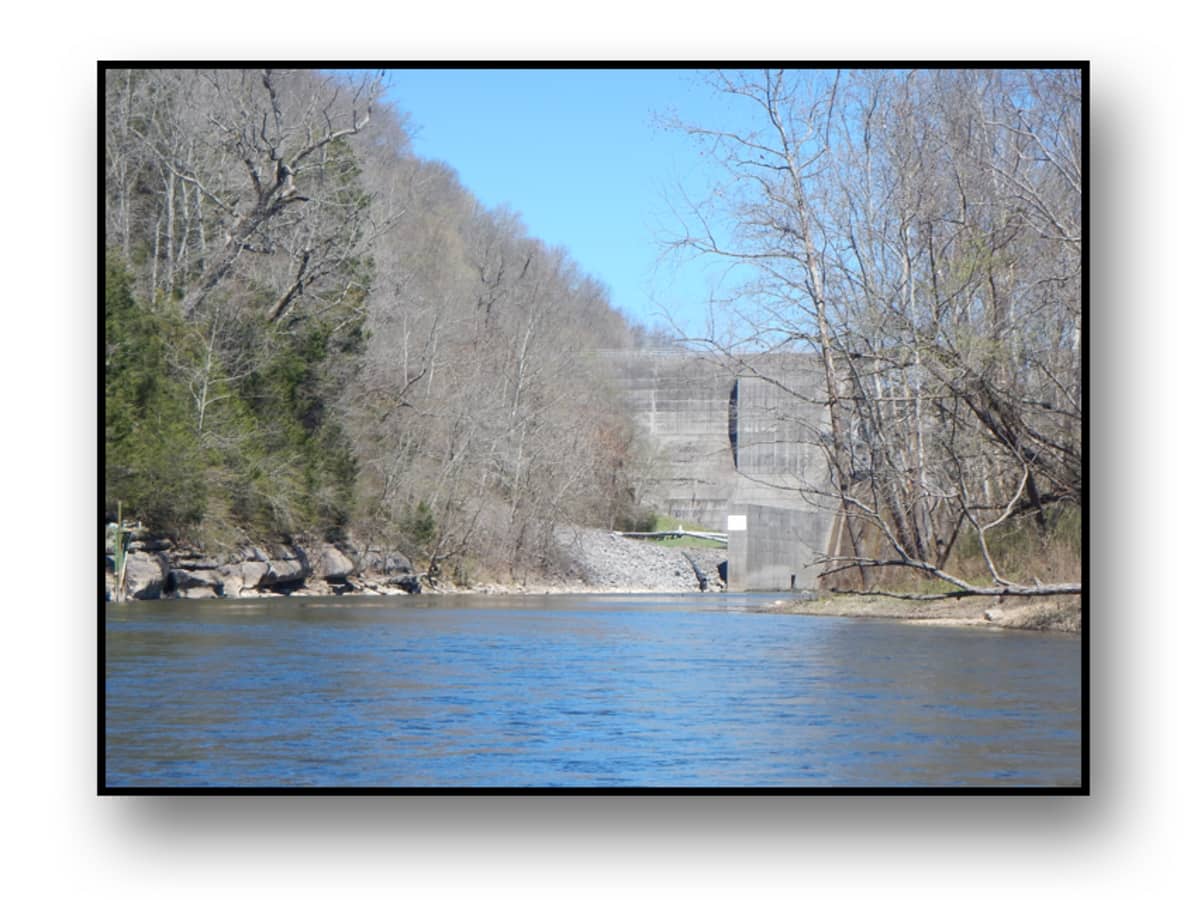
xmin=104 ymin=69 xmax=654 ymax=581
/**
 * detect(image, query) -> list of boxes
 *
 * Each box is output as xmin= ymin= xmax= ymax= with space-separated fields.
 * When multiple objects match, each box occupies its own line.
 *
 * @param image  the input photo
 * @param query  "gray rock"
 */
xmin=178 ymin=585 xmax=221 ymax=599
xmin=174 ymin=556 xmax=220 ymax=570
xmin=216 ymin=565 xmax=245 ymax=597
xmin=268 ymin=543 xmax=304 ymax=561
xmin=169 ymin=568 xmax=224 ymax=598
xmin=318 ymin=545 xmax=355 ymax=581
xmin=386 ymin=573 xmax=422 ymax=594
xmin=223 ymin=546 xmax=311 ymax=593
xmin=360 ymin=549 xmax=413 ymax=575
xmin=266 ymin=557 xmax=307 ymax=587
xmin=123 ymin=551 xmax=168 ymax=600
xmin=129 ymin=537 xmax=173 ymax=553
xmin=239 ymin=560 xmax=270 ymax=591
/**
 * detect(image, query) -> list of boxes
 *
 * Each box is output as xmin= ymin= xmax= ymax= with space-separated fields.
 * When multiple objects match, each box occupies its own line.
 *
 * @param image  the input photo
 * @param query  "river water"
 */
xmin=104 ymin=594 xmax=1082 ymax=789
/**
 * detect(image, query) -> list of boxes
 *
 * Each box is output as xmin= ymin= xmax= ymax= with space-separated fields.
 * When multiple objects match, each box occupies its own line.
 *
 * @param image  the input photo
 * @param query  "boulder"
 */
xmin=216 ymin=565 xmax=244 ymax=598
xmin=387 ymin=573 xmax=422 ymax=594
xmin=239 ymin=560 xmax=270 ymax=591
xmin=168 ymin=568 xmax=224 ymax=599
xmin=318 ymin=545 xmax=356 ymax=581
xmin=360 ymin=549 xmax=413 ymax=576
xmin=122 ymin=551 xmax=168 ymax=600
xmin=266 ymin=557 xmax=307 ymax=588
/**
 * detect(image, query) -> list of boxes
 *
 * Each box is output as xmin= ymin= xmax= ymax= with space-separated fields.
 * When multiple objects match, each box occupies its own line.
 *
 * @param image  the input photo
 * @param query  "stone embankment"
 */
xmin=105 ymin=532 xmax=421 ymax=601
xmin=104 ymin=526 xmax=727 ymax=601
xmin=499 ymin=525 xmax=727 ymax=594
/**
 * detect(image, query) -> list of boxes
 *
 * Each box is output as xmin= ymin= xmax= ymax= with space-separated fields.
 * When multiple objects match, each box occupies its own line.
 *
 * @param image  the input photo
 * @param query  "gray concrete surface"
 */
xmin=601 ymin=349 xmax=838 ymax=590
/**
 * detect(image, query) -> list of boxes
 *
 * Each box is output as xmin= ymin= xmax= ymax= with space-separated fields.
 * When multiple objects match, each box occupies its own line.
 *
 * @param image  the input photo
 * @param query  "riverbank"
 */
xmin=105 ymin=524 xmax=1078 ymax=633
xmin=757 ymin=592 xmax=1081 ymax=633
xmin=335 ymin=527 xmax=727 ymax=596
xmin=104 ymin=524 xmax=726 ymax=602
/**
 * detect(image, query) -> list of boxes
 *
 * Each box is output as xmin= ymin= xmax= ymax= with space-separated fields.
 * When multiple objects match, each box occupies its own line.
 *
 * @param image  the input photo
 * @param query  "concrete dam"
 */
xmin=603 ymin=350 xmax=839 ymax=592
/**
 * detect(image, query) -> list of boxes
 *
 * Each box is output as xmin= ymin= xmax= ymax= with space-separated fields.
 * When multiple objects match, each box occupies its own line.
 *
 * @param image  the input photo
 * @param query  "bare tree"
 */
xmin=107 ymin=68 xmax=386 ymax=325
xmin=664 ymin=68 xmax=1082 ymax=599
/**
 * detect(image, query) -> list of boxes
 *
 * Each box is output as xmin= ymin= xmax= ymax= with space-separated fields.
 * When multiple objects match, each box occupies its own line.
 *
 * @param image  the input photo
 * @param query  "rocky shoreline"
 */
xmin=105 ymin=525 xmax=1077 ymax=634
xmin=105 ymin=535 xmax=423 ymax=601
xmin=104 ymin=524 xmax=727 ymax=602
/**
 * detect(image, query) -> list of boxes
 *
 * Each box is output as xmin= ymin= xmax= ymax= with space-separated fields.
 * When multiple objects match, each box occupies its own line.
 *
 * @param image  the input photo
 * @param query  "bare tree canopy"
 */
xmin=664 ymin=68 xmax=1082 ymax=598
xmin=105 ymin=67 xmax=650 ymax=580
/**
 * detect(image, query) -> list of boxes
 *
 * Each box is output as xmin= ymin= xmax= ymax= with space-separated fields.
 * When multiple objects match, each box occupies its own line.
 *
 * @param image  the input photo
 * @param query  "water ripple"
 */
xmin=105 ymin=594 xmax=1081 ymax=788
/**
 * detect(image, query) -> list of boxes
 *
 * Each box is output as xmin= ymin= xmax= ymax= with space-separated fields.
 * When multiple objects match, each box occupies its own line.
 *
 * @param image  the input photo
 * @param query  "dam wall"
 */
xmin=602 ymin=350 xmax=838 ymax=591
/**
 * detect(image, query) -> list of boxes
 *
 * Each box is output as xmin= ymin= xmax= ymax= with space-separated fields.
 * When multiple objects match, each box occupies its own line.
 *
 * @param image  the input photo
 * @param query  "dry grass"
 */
xmin=823 ymin=503 xmax=1081 ymax=595
xmin=767 ymin=592 xmax=1081 ymax=633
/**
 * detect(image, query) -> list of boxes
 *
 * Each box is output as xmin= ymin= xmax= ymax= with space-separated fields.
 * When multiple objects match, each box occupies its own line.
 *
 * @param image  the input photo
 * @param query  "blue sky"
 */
xmin=380 ymin=67 xmax=748 ymax=337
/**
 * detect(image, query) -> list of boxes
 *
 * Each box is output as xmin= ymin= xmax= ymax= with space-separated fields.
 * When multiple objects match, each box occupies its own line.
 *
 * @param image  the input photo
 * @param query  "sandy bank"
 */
xmin=757 ymin=593 xmax=1081 ymax=633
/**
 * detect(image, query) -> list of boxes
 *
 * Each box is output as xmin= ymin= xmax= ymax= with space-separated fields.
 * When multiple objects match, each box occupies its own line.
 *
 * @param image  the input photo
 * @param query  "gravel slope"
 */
xmin=475 ymin=526 xmax=727 ymax=594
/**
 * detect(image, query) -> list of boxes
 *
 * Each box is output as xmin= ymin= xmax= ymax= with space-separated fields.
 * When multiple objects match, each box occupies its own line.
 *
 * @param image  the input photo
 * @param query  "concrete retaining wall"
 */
xmin=602 ymin=349 xmax=838 ymax=590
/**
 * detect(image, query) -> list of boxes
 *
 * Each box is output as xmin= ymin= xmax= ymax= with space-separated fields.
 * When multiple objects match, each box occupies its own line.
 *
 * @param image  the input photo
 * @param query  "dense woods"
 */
xmin=667 ymin=69 xmax=1082 ymax=597
xmin=104 ymin=68 xmax=652 ymax=581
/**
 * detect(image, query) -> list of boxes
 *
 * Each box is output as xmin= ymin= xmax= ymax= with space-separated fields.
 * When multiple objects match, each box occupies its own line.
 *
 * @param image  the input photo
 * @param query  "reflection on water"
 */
xmin=105 ymin=594 xmax=1081 ymax=788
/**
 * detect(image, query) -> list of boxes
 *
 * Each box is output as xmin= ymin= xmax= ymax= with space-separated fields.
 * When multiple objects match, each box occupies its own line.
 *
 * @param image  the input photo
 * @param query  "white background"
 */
xmin=2 ymin=4 xmax=1190 ymax=897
